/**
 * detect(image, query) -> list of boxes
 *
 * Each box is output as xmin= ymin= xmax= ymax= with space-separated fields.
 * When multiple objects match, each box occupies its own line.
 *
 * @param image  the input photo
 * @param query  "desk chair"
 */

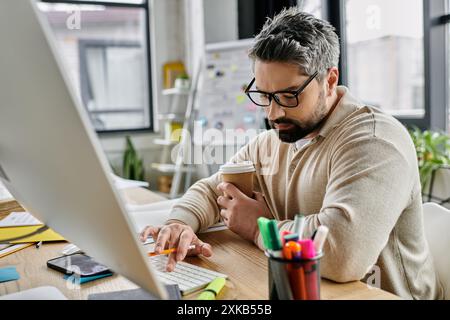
xmin=424 ymin=166 xmax=450 ymax=209
xmin=423 ymin=202 xmax=450 ymax=299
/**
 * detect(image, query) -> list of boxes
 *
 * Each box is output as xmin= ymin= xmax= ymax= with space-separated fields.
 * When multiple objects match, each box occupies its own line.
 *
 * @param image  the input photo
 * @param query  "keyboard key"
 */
xmin=149 ymin=255 xmax=227 ymax=295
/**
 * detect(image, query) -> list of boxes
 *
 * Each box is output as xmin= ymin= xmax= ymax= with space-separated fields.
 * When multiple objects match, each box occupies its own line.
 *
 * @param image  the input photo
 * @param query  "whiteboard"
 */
xmin=195 ymin=39 xmax=265 ymax=146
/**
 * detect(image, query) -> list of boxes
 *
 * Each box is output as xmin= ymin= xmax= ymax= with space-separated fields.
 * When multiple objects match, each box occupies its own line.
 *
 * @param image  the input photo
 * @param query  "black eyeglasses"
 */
xmin=245 ymin=71 xmax=319 ymax=108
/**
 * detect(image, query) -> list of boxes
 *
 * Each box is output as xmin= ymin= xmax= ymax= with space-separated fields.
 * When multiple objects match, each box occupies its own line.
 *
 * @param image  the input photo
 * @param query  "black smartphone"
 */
xmin=47 ymin=253 xmax=111 ymax=277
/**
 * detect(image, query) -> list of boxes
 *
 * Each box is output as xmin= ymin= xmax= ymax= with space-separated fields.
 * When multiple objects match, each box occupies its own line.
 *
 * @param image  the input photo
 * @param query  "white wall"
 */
xmin=183 ymin=0 xmax=205 ymax=76
xmin=203 ymin=0 xmax=238 ymax=44
xmin=149 ymin=0 xmax=186 ymax=121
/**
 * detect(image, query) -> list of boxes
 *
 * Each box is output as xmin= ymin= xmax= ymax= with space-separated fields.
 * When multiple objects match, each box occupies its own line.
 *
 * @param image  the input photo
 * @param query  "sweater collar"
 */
xmin=317 ymin=86 xmax=362 ymax=138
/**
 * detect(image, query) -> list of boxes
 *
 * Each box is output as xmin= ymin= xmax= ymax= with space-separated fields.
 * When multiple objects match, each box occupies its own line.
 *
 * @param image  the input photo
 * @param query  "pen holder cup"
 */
xmin=266 ymin=251 xmax=323 ymax=300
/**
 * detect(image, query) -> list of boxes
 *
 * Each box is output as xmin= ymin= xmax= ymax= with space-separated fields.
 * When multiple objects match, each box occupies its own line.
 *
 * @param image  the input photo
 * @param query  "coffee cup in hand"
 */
xmin=219 ymin=161 xmax=256 ymax=198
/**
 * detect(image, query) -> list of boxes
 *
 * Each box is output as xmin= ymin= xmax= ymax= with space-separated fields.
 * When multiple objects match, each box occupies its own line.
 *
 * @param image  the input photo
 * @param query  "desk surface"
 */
xmin=0 ymin=188 xmax=399 ymax=300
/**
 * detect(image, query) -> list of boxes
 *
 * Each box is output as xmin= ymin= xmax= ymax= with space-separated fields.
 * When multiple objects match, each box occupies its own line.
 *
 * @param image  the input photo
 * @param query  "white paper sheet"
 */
xmin=0 ymin=181 xmax=12 ymax=201
xmin=0 ymin=211 xmax=42 ymax=227
xmin=0 ymin=243 xmax=33 ymax=258
xmin=0 ymin=286 xmax=67 ymax=300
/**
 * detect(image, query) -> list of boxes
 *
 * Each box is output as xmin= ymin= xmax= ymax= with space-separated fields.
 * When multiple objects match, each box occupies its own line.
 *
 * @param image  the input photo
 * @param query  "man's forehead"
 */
xmin=254 ymin=59 xmax=303 ymax=73
xmin=253 ymin=61 xmax=309 ymax=88
xmin=254 ymin=71 xmax=310 ymax=91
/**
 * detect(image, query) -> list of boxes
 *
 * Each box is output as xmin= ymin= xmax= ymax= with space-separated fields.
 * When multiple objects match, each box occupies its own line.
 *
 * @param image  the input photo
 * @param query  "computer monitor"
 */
xmin=0 ymin=0 xmax=168 ymax=299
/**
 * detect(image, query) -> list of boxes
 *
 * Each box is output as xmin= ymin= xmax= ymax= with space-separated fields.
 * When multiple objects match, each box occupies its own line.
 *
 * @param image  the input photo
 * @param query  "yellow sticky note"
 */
xmin=236 ymin=95 xmax=246 ymax=104
xmin=0 ymin=225 xmax=65 ymax=244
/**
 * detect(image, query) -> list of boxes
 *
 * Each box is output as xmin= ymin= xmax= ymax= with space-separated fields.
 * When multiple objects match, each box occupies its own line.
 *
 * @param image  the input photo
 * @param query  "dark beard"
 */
xmin=269 ymin=92 xmax=328 ymax=143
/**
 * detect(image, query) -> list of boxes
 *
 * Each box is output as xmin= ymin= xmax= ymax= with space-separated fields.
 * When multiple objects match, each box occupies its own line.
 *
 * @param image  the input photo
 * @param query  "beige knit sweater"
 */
xmin=167 ymin=86 xmax=443 ymax=300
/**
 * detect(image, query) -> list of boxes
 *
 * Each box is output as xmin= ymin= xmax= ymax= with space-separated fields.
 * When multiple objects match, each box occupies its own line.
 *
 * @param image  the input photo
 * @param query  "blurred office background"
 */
xmin=1 ymin=0 xmax=449 ymax=204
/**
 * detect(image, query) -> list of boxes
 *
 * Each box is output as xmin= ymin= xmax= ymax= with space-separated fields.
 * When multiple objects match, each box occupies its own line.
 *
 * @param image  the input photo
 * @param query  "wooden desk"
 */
xmin=0 ymin=189 xmax=399 ymax=300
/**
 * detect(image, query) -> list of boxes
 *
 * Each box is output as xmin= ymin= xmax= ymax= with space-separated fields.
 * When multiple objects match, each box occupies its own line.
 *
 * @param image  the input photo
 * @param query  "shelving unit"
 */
xmin=150 ymin=62 xmax=203 ymax=199
xmin=151 ymin=86 xmax=193 ymax=198
xmin=162 ymin=88 xmax=190 ymax=96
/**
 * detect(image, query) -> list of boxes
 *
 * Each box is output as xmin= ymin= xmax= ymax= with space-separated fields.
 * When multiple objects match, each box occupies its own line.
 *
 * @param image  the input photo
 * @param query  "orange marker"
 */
xmin=148 ymin=245 xmax=195 ymax=257
xmin=281 ymin=230 xmax=293 ymax=246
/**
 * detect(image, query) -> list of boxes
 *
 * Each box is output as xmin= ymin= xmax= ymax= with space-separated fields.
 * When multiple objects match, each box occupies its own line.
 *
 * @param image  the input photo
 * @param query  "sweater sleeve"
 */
xmin=166 ymin=133 xmax=266 ymax=232
xmin=257 ymin=134 xmax=415 ymax=283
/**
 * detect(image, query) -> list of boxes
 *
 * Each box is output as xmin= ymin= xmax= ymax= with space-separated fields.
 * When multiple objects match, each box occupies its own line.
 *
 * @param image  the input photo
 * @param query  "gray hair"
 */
xmin=248 ymin=7 xmax=340 ymax=81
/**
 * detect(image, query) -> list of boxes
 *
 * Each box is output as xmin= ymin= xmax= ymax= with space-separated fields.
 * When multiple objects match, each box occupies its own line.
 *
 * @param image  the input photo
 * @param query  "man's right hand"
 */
xmin=140 ymin=223 xmax=213 ymax=272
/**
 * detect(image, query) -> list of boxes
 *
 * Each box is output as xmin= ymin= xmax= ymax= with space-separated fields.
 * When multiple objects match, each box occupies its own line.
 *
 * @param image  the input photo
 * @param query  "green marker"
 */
xmin=258 ymin=217 xmax=271 ymax=250
xmin=258 ymin=217 xmax=282 ymax=258
xmin=197 ymin=277 xmax=226 ymax=300
xmin=267 ymin=220 xmax=282 ymax=251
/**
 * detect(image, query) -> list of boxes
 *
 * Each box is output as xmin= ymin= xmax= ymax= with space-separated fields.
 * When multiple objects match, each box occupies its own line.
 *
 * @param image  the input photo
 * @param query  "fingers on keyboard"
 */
xmin=149 ymin=255 xmax=227 ymax=295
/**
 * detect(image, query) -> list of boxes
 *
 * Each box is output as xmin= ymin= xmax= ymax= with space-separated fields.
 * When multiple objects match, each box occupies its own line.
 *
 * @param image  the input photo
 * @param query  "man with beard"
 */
xmin=140 ymin=8 xmax=443 ymax=299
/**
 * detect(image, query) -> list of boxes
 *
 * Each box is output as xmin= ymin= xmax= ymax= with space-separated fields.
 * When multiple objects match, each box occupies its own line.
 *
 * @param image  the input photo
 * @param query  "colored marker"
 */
xmin=267 ymin=220 xmax=283 ymax=258
xmin=258 ymin=218 xmax=282 ymax=258
xmin=283 ymin=243 xmax=293 ymax=260
xmin=284 ymin=241 xmax=304 ymax=300
xmin=197 ymin=277 xmax=226 ymax=300
xmin=298 ymin=239 xmax=316 ymax=259
xmin=298 ymin=239 xmax=320 ymax=300
xmin=284 ymin=233 xmax=299 ymax=243
xmin=313 ymin=225 xmax=329 ymax=254
xmin=258 ymin=217 xmax=271 ymax=250
xmin=293 ymin=214 xmax=305 ymax=239
xmin=286 ymin=241 xmax=302 ymax=260
xmin=281 ymin=230 xmax=292 ymax=246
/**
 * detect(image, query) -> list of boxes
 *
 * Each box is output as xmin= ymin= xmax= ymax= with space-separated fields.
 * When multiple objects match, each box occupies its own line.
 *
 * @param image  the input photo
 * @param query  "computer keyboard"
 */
xmin=149 ymin=255 xmax=227 ymax=295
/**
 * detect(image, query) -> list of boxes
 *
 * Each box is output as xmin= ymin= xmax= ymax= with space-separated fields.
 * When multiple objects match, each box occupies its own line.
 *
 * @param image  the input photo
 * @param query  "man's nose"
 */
xmin=266 ymin=99 xmax=286 ymax=121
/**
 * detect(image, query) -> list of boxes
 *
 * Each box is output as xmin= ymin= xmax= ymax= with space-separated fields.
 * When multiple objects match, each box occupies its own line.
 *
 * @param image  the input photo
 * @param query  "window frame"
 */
xmin=325 ymin=0 xmax=449 ymax=132
xmin=40 ymin=0 xmax=154 ymax=134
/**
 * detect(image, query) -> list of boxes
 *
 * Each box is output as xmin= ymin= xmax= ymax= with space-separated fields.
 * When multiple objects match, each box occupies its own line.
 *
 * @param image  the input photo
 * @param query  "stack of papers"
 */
xmin=0 ymin=211 xmax=65 ymax=258
xmin=0 ymin=243 xmax=34 ymax=259
xmin=0 ymin=211 xmax=42 ymax=227
xmin=1 ymin=225 xmax=65 ymax=244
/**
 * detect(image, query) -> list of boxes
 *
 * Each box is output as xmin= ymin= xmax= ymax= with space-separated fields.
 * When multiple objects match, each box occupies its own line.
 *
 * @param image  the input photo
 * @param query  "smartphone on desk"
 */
xmin=47 ymin=253 xmax=111 ymax=277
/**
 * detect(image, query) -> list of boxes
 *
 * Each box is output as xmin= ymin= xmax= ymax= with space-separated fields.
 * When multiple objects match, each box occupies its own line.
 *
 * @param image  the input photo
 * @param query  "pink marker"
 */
xmin=298 ymin=239 xmax=316 ymax=259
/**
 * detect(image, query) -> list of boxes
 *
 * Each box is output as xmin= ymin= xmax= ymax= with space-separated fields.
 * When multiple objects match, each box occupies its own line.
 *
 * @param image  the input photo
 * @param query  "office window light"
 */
xmin=345 ymin=0 xmax=424 ymax=118
xmin=298 ymin=0 xmax=323 ymax=19
xmin=38 ymin=0 xmax=152 ymax=133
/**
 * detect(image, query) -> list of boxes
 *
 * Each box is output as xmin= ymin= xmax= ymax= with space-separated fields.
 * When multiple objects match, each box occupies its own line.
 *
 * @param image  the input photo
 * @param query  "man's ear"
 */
xmin=325 ymin=67 xmax=339 ymax=96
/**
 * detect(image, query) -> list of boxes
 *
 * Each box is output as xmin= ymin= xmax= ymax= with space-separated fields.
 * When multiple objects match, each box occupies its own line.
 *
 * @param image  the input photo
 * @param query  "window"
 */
xmin=38 ymin=0 xmax=152 ymax=133
xmin=298 ymin=0 xmax=323 ymax=19
xmin=345 ymin=0 xmax=424 ymax=117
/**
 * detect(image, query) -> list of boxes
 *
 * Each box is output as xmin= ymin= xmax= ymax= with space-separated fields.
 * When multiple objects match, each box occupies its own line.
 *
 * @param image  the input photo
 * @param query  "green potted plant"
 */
xmin=174 ymin=73 xmax=190 ymax=90
xmin=122 ymin=135 xmax=145 ymax=181
xmin=409 ymin=127 xmax=450 ymax=191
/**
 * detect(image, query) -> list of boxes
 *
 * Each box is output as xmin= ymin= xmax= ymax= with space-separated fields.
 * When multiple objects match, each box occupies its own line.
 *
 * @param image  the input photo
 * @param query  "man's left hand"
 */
xmin=216 ymin=182 xmax=272 ymax=243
